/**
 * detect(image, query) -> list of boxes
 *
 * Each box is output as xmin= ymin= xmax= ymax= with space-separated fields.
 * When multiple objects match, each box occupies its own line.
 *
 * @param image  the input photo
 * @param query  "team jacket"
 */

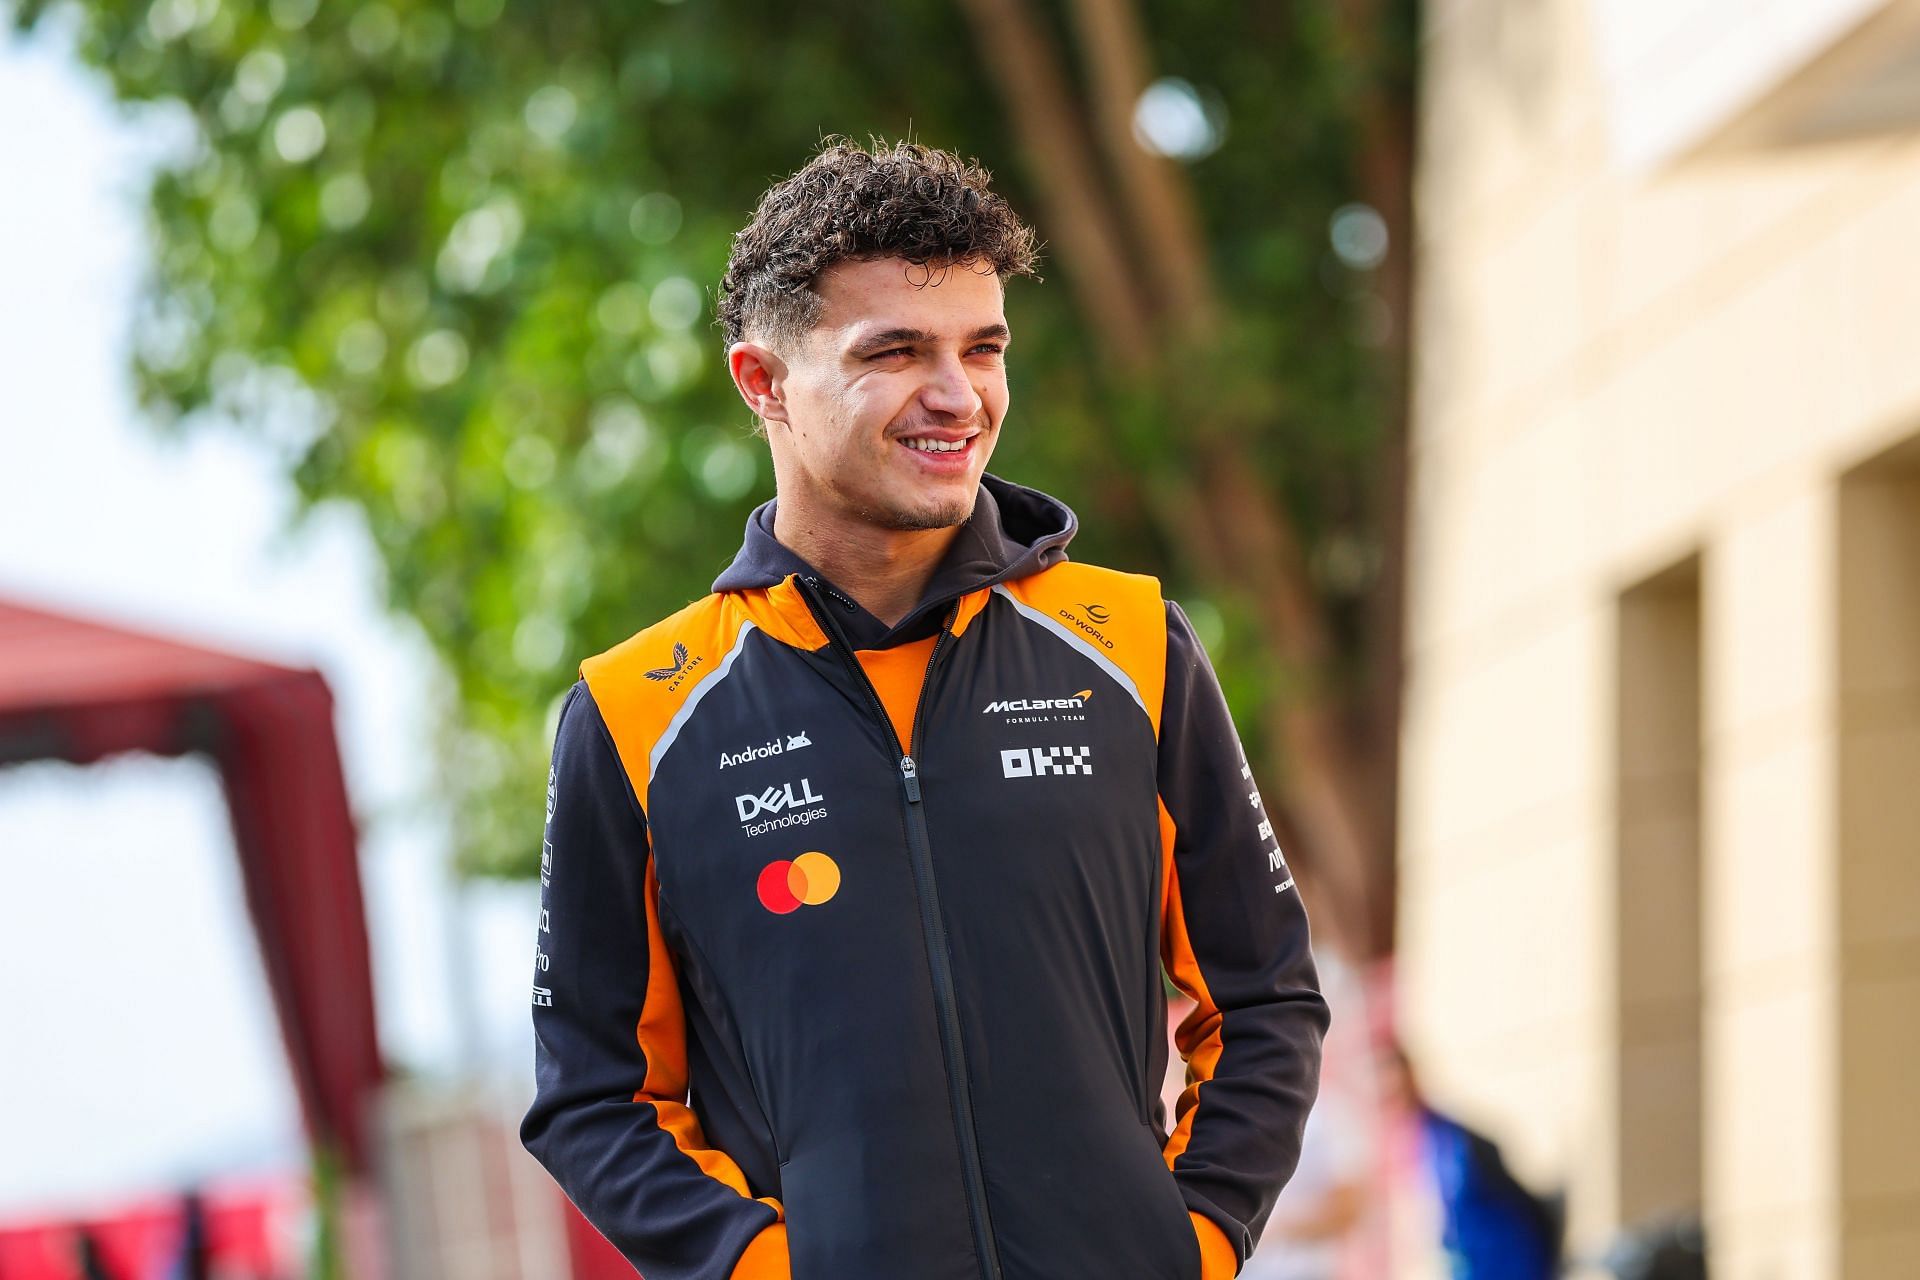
xmin=522 ymin=475 xmax=1329 ymax=1280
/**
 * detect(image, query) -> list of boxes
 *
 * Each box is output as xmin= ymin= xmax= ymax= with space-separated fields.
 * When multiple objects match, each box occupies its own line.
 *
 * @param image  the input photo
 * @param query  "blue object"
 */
xmin=1420 ymin=1107 xmax=1559 ymax=1280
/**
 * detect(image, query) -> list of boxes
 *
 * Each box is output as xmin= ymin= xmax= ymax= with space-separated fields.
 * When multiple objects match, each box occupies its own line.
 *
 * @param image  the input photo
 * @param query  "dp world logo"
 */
xmin=757 ymin=851 xmax=841 ymax=914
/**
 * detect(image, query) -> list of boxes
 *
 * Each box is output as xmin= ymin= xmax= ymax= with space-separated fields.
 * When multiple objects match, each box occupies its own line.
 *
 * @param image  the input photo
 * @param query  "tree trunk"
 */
xmin=958 ymin=0 xmax=1406 ymax=958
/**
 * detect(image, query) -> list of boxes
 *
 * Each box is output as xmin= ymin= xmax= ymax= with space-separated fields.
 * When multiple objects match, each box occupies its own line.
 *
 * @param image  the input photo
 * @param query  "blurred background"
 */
xmin=1 ymin=0 xmax=1914 ymax=1276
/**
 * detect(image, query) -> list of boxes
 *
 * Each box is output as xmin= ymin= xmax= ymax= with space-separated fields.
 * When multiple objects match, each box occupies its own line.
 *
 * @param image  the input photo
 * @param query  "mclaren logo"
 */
xmin=982 ymin=689 xmax=1092 ymax=714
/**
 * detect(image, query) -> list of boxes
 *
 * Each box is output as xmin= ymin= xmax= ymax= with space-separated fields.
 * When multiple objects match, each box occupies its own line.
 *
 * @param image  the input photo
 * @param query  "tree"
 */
xmin=12 ymin=0 xmax=1416 ymax=957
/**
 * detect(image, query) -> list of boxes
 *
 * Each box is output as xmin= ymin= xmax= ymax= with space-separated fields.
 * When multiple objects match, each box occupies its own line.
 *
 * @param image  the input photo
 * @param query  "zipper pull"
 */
xmin=900 ymin=755 xmax=922 ymax=803
xmin=802 ymin=573 xmax=856 ymax=612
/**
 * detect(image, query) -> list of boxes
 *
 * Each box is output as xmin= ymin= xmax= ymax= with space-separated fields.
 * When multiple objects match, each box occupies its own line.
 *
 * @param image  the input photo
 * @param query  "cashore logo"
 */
xmin=1060 ymin=602 xmax=1115 ymax=650
xmin=1001 ymin=745 xmax=1093 ymax=778
xmin=644 ymin=641 xmax=705 ymax=692
xmin=757 ymin=851 xmax=841 ymax=914
xmin=718 ymin=730 xmax=812 ymax=770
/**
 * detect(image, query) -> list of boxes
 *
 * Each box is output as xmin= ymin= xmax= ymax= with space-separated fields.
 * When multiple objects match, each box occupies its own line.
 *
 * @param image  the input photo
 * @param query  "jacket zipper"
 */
xmin=798 ymin=576 xmax=1005 ymax=1280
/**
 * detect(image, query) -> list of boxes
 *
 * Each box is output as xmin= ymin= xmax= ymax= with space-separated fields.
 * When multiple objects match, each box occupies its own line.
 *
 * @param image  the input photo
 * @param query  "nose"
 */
xmin=918 ymin=353 xmax=983 ymax=421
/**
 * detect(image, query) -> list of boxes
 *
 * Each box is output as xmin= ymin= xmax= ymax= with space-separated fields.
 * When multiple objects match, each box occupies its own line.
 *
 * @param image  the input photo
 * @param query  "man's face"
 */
xmin=759 ymin=256 xmax=1010 ymax=532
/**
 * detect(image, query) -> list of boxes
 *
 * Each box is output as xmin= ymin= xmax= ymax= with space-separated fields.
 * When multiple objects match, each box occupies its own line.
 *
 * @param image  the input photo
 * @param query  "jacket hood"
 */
xmin=711 ymin=473 xmax=1078 ymax=647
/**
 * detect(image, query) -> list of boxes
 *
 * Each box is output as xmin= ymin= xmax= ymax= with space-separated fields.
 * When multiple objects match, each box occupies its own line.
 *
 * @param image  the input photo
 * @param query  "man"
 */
xmin=522 ymin=138 xmax=1328 ymax=1280
xmin=1379 ymin=1044 xmax=1560 ymax=1280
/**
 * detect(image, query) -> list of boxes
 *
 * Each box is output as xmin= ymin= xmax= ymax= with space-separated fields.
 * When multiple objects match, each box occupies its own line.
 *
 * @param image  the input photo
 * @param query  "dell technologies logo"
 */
xmin=735 ymin=778 xmax=825 ymax=821
xmin=735 ymin=776 xmax=830 ymax=838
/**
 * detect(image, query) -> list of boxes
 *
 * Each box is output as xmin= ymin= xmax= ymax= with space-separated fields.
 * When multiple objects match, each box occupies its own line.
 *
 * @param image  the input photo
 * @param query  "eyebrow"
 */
xmin=847 ymin=324 xmax=1012 ymax=356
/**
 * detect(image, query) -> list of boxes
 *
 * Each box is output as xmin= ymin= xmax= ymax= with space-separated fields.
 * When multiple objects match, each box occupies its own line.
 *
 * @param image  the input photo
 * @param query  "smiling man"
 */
xmin=522 ymin=139 xmax=1329 ymax=1280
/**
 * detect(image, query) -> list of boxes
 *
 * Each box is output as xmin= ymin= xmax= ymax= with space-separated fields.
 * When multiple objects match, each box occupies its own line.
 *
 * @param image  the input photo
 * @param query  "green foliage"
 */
xmin=13 ymin=0 xmax=1399 ymax=878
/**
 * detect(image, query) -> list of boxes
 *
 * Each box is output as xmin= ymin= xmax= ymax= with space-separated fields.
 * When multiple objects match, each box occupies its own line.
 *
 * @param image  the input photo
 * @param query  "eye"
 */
xmin=970 ymin=343 xmax=1005 ymax=357
xmin=867 ymin=347 xmax=911 ymax=361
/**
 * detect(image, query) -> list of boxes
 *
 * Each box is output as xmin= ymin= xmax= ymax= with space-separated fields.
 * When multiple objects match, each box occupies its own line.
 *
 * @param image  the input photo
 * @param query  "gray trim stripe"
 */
xmin=648 ymin=617 xmax=758 ymax=781
xmin=990 ymin=584 xmax=1147 ymax=717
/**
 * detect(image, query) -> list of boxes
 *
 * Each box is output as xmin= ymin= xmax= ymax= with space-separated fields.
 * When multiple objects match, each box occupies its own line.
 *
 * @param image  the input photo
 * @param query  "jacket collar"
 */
xmin=711 ymin=473 xmax=1078 ymax=649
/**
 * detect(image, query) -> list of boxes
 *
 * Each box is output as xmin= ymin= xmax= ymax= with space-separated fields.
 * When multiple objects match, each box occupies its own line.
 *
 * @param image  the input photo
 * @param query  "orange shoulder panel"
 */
xmin=580 ymin=593 xmax=753 ymax=815
xmin=734 ymin=575 xmax=830 ymax=653
xmin=1000 ymin=562 xmax=1169 ymax=738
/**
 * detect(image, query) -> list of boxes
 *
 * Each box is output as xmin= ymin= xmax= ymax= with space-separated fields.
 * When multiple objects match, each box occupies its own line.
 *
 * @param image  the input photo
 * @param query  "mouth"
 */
xmin=895 ymin=429 xmax=983 ymax=469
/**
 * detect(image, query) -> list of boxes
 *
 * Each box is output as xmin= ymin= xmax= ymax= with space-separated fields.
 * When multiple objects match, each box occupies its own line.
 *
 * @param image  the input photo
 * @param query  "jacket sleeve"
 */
xmin=520 ymin=679 xmax=790 ymax=1280
xmin=1157 ymin=602 xmax=1331 ymax=1277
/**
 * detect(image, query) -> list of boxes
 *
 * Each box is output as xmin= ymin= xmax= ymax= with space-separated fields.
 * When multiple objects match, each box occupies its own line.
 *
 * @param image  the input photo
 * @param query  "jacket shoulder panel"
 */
xmin=580 ymin=593 xmax=756 ymax=813
xmin=1000 ymin=562 xmax=1169 ymax=738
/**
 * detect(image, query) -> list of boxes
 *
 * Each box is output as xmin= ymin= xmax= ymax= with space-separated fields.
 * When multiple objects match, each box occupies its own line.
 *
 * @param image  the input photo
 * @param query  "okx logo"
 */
xmin=1002 ymin=745 xmax=1093 ymax=778
xmin=757 ymin=851 xmax=841 ymax=914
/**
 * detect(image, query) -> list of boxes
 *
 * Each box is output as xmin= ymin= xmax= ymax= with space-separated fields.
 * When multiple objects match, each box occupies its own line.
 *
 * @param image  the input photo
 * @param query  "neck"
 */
xmin=773 ymin=501 xmax=964 ymax=630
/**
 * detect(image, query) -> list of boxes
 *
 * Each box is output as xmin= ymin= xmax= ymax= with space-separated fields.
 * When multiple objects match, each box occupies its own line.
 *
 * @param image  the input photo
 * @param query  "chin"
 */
xmin=872 ymin=490 xmax=976 ymax=532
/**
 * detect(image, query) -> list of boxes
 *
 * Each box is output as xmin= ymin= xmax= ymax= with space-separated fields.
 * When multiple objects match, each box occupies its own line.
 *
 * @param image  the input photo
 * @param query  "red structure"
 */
xmin=0 ymin=1177 xmax=303 ymax=1280
xmin=0 ymin=598 xmax=385 ymax=1175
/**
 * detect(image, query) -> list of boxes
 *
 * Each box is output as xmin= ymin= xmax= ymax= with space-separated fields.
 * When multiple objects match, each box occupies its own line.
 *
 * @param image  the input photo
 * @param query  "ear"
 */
xmin=728 ymin=341 xmax=791 ymax=427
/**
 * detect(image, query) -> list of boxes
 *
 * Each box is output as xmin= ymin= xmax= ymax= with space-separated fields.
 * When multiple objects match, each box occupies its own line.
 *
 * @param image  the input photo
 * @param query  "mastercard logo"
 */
xmin=756 ymin=851 xmax=841 ymax=914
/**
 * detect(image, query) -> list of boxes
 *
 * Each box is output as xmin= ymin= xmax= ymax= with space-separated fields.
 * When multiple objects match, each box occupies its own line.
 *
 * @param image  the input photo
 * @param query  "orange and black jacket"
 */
xmin=521 ymin=476 xmax=1328 ymax=1280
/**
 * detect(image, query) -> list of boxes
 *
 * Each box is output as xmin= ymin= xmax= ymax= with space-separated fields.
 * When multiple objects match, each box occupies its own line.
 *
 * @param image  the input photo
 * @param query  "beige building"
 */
xmin=1399 ymin=1 xmax=1920 ymax=1276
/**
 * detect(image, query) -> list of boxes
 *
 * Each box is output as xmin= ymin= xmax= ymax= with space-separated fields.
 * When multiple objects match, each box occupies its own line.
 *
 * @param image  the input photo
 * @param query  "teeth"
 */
xmin=904 ymin=437 xmax=968 ymax=453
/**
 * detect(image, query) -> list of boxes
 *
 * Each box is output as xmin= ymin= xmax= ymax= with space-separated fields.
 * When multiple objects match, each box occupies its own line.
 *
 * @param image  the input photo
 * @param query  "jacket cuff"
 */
xmin=729 ymin=1222 xmax=790 ymax=1280
xmin=1190 ymin=1209 xmax=1238 ymax=1280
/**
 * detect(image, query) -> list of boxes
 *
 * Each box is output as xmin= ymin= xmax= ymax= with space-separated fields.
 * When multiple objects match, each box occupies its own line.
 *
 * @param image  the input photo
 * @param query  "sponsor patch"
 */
xmin=981 ymin=689 xmax=1093 ymax=725
xmin=1001 ymin=745 xmax=1094 ymax=778
xmin=719 ymin=730 xmax=812 ymax=770
xmin=643 ymin=641 xmax=705 ymax=692
xmin=756 ymin=851 xmax=842 ymax=914
xmin=736 ymin=776 xmax=829 ymax=837
xmin=1059 ymin=602 xmax=1115 ymax=649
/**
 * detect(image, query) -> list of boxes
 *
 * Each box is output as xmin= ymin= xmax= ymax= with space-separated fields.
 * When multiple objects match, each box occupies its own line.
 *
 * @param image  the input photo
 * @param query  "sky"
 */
xmin=0 ymin=16 xmax=539 ymax=1218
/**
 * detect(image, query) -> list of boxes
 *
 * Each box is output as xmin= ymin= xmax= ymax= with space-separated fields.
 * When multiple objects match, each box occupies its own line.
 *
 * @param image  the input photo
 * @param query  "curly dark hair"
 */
xmin=716 ymin=137 xmax=1041 ymax=353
